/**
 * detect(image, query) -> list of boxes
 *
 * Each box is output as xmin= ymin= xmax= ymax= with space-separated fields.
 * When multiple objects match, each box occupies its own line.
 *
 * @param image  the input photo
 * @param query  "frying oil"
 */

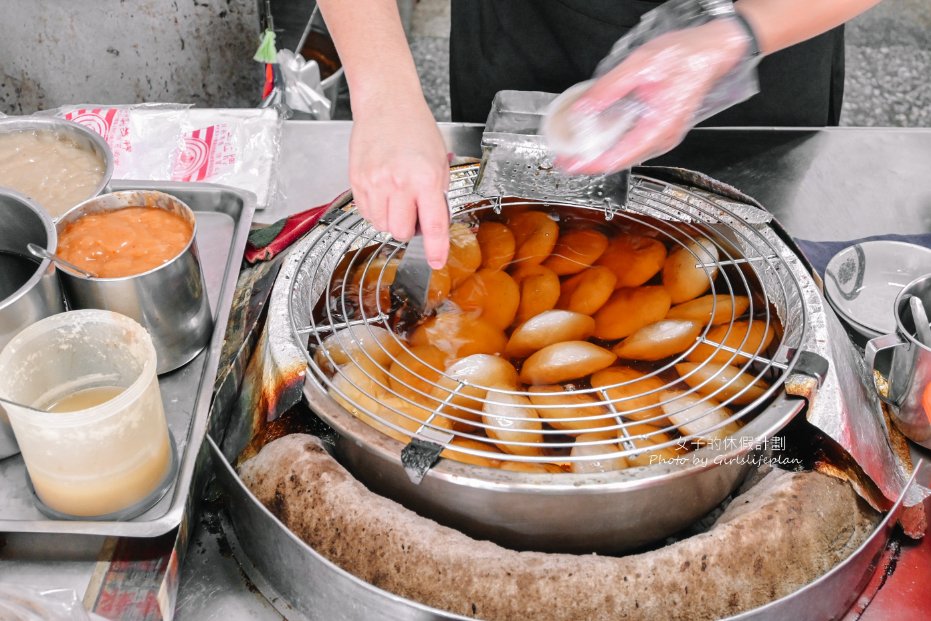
xmin=44 ymin=386 xmax=125 ymax=413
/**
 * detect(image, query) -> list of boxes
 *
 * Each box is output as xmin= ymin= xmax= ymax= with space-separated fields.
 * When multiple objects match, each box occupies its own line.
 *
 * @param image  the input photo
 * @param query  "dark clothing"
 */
xmin=450 ymin=0 xmax=845 ymax=126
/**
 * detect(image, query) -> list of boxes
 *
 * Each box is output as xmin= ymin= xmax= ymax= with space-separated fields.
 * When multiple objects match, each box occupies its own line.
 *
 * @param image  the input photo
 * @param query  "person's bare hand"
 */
xmin=558 ymin=19 xmax=749 ymax=175
xmin=349 ymin=99 xmax=450 ymax=268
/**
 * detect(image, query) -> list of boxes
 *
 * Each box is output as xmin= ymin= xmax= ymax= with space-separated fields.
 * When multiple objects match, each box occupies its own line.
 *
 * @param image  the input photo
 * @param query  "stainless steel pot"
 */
xmin=212 ymin=161 xmax=902 ymax=620
xmin=56 ymin=191 xmax=213 ymax=374
xmin=0 ymin=116 xmax=114 ymax=219
xmin=284 ymin=166 xmax=824 ymax=553
xmin=0 ymin=189 xmax=66 ymax=458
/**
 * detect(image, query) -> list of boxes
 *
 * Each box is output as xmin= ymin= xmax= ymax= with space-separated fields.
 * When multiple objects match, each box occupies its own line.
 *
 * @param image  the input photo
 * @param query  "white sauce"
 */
xmin=0 ymin=129 xmax=105 ymax=217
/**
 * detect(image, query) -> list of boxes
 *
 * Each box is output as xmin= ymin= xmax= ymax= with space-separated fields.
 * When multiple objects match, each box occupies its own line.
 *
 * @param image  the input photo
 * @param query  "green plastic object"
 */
xmin=253 ymin=28 xmax=278 ymax=64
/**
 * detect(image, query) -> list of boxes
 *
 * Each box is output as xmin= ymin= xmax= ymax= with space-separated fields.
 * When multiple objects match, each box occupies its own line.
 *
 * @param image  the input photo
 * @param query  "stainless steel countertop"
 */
xmin=265 ymin=122 xmax=931 ymax=239
xmin=179 ymin=121 xmax=931 ymax=621
xmin=257 ymin=121 xmax=486 ymax=226
xmin=2 ymin=121 xmax=930 ymax=621
xmin=652 ymin=127 xmax=931 ymax=239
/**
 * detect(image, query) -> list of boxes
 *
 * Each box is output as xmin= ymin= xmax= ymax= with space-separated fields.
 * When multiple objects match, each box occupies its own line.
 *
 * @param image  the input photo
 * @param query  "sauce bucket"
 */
xmin=56 ymin=190 xmax=213 ymax=374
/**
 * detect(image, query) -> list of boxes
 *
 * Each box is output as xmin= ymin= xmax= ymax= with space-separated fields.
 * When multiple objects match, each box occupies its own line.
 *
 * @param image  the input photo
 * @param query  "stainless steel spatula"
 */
xmin=390 ymin=233 xmax=431 ymax=314
xmin=389 ymin=193 xmax=458 ymax=315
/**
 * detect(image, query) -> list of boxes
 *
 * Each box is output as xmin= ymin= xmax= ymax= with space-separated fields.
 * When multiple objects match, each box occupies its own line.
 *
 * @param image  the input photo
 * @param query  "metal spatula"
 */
xmin=389 ymin=192 xmax=458 ymax=316
xmin=390 ymin=232 xmax=431 ymax=314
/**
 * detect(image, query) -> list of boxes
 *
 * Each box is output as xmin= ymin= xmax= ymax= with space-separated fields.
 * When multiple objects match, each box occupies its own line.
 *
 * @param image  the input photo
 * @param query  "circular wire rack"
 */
xmin=291 ymin=168 xmax=808 ymax=470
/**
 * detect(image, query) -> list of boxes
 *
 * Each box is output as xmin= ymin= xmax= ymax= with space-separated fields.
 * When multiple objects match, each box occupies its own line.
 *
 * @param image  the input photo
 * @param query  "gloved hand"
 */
xmin=544 ymin=0 xmax=760 ymax=176
xmin=349 ymin=97 xmax=451 ymax=268
xmin=557 ymin=18 xmax=750 ymax=175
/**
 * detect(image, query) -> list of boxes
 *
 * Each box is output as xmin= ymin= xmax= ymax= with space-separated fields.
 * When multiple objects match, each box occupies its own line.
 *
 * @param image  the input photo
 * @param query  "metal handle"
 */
xmin=295 ymin=3 xmax=320 ymax=55
xmin=864 ymin=332 xmax=908 ymax=406
xmin=908 ymin=294 xmax=931 ymax=347
xmin=27 ymin=243 xmax=96 ymax=279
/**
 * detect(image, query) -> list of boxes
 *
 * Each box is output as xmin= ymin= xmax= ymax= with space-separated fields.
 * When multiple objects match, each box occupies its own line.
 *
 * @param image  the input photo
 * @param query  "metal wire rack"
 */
xmin=291 ymin=167 xmax=808 ymax=473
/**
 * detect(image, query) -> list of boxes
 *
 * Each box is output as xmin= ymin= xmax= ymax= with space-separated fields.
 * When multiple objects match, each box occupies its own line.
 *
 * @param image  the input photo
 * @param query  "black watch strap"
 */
xmin=732 ymin=12 xmax=762 ymax=58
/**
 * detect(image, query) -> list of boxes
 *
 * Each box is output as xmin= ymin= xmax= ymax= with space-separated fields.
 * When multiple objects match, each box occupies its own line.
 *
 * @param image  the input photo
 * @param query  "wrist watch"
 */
xmin=696 ymin=0 xmax=763 ymax=59
xmin=731 ymin=11 xmax=763 ymax=59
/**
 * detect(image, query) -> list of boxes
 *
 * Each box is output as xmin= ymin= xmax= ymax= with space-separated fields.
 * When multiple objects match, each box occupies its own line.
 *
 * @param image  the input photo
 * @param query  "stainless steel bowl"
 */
xmin=56 ymin=190 xmax=213 ymax=374
xmin=0 ymin=188 xmax=66 ymax=458
xmin=0 ymin=116 xmax=114 ymax=219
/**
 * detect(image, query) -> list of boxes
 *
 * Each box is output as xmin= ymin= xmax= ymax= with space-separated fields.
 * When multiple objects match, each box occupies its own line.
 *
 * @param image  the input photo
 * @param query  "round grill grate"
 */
xmin=291 ymin=169 xmax=807 ymax=472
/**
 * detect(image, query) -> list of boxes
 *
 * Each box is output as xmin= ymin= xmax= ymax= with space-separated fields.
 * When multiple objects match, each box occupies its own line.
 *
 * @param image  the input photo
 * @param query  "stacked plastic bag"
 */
xmin=39 ymin=104 xmax=283 ymax=209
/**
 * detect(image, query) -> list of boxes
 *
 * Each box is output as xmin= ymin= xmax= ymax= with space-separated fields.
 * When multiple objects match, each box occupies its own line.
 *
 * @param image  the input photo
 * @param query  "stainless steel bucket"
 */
xmin=0 ymin=116 xmax=114 ymax=220
xmin=0 ymin=188 xmax=66 ymax=458
xmin=56 ymin=190 xmax=213 ymax=374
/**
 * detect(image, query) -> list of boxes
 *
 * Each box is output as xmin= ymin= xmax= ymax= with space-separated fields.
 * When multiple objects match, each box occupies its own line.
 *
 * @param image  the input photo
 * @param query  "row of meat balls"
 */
xmin=318 ymin=210 xmax=774 ymax=472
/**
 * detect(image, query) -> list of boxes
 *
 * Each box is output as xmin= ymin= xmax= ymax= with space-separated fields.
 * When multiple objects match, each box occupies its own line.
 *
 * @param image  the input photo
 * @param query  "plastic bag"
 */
xmin=40 ymin=104 xmax=284 ymax=209
xmin=172 ymin=108 xmax=283 ymax=207
xmin=543 ymin=0 xmax=759 ymax=165
xmin=122 ymin=107 xmax=190 ymax=179
xmin=275 ymin=49 xmax=333 ymax=120
xmin=42 ymin=103 xmax=189 ymax=179
xmin=0 ymin=585 xmax=94 ymax=621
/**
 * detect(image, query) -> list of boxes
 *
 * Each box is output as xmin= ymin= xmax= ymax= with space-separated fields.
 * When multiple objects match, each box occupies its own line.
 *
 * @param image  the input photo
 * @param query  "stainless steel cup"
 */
xmin=56 ymin=190 xmax=213 ymax=374
xmin=0 ymin=188 xmax=67 ymax=458
xmin=865 ymin=274 xmax=931 ymax=447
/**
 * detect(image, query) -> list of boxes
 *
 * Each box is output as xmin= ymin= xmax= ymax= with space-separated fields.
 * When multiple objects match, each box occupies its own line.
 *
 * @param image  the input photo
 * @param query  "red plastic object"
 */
xmin=262 ymin=64 xmax=274 ymax=100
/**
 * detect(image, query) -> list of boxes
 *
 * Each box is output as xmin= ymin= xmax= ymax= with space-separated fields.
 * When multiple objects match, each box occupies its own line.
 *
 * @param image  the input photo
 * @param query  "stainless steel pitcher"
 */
xmin=866 ymin=273 xmax=931 ymax=448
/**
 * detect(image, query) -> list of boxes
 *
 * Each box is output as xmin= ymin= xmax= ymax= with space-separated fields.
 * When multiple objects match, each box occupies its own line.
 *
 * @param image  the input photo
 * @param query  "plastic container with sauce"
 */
xmin=0 ymin=310 xmax=176 ymax=519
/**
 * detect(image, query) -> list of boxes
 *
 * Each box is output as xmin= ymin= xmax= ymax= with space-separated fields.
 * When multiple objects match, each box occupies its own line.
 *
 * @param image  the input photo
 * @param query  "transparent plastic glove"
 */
xmin=544 ymin=0 xmax=759 ymax=175
xmin=349 ymin=101 xmax=450 ymax=268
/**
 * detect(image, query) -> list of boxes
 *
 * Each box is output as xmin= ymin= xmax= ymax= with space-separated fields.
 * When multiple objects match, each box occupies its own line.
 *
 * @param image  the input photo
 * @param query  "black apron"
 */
xmin=449 ymin=0 xmax=845 ymax=127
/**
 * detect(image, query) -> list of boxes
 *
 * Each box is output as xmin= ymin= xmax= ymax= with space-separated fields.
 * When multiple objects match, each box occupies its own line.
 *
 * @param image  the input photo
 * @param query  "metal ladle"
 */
xmin=908 ymin=295 xmax=931 ymax=347
xmin=27 ymin=243 xmax=96 ymax=279
xmin=0 ymin=394 xmax=41 ymax=413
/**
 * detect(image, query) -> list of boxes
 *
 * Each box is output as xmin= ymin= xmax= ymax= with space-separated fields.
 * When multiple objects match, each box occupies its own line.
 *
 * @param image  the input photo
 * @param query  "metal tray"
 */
xmin=0 ymin=180 xmax=255 ymax=536
xmin=208 ymin=432 xmax=924 ymax=621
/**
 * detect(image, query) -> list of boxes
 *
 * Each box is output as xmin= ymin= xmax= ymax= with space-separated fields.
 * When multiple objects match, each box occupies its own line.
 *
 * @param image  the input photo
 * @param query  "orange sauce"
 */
xmin=58 ymin=207 xmax=192 ymax=278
